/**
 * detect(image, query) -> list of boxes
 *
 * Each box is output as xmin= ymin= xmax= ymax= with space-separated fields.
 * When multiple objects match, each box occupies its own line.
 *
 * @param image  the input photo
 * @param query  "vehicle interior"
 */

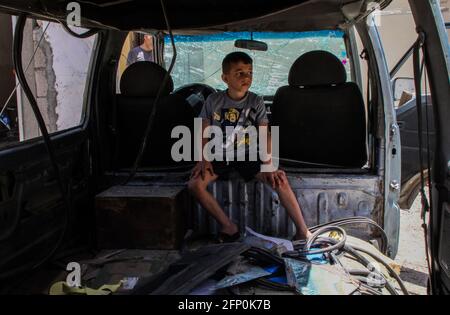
xmin=0 ymin=0 xmax=448 ymax=295
xmin=87 ymin=23 xmax=382 ymax=258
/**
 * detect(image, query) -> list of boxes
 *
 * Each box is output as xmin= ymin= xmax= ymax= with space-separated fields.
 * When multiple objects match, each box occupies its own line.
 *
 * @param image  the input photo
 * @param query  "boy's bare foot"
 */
xmin=216 ymin=222 xmax=240 ymax=243
xmin=293 ymin=230 xmax=312 ymax=241
xmin=220 ymin=222 xmax=239 ymax=236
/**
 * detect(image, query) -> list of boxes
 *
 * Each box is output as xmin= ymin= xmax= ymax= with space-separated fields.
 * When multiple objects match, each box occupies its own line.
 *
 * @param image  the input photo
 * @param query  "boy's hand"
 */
xmin=260 ymin=170 xmax=287 ymax=189
xmin=190 ymin=161 xmax=215 ymax=180
xmin=260 ymin=157 xmax=286 ymax=189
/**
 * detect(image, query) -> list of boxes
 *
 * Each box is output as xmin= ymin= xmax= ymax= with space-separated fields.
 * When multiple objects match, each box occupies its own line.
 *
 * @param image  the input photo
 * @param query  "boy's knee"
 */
xmin=277 ymin=181 xmax=289 ymax=191
xmin=187 ymin=178 xmax=205 ymax=194
xmin=276 ymin=171 xmax=290 ymax=190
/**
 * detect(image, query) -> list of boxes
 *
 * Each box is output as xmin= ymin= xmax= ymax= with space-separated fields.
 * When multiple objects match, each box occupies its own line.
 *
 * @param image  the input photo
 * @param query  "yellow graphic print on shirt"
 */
xmin=220 ymin=108 xmax=251 ymax=150
xmin=224 ymin=108 xmax=240 ymax=124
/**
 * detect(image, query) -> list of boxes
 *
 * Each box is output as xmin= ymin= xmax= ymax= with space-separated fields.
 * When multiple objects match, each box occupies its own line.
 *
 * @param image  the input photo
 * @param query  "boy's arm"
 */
xmin=259 ymin=122 xmax=272 ymax=165
xmin=201 ymin=119 xmax=211 ymax=161
xmin=191 ymin=118 xmax=214 ymax=180
xmin=197 ymin=95 xmax=214 ymax=161
xmin=254 ymin=97 xmax=271 ymax=165
xmin=259 ymin=122 xmax=286 ymax=188
xmin=191 ymin=94 xmax=217 ymax=179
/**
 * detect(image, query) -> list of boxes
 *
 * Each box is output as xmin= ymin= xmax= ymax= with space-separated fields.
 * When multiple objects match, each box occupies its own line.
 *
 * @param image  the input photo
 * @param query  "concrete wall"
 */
xmin=18 ymin=19 xmax=41 ymax=141
xmin=17 ymin=19 xmax=95 ymax=141
xmin=33 ymin=21 xmax=58 ymax=134
xmin=44 ymin=23 xmax=95 ymax=131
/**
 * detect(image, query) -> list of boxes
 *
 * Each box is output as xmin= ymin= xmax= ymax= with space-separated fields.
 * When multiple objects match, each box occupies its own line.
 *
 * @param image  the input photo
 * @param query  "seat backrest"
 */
xmin=272 ymin=51 xmax=367 ymax=168
xmin=115 ymin=61 xmax=195 ymax=168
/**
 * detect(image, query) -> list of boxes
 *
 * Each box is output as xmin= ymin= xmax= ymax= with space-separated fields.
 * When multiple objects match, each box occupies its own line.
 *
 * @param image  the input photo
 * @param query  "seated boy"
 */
xmin=188 ymin=51 xmax=311 ymax=242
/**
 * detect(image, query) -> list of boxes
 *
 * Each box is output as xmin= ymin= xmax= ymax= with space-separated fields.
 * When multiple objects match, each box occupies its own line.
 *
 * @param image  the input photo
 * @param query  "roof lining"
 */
xmin=0 ymin=0 xmax=392 ymax=33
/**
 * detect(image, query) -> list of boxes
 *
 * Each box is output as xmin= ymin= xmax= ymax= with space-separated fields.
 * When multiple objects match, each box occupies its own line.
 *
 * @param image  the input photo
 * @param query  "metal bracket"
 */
xmin=390 ymin=180 xmax=400 ymax=191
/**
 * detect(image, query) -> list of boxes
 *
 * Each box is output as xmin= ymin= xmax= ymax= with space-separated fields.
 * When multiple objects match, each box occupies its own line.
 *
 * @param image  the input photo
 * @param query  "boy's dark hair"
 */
xmin=222 ymin=51 xmax=253 ymax=74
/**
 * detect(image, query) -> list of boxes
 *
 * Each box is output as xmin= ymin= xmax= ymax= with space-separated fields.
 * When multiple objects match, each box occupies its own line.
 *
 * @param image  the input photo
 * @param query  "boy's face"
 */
xmin=222 ymin=61 xmax=253 ymax=94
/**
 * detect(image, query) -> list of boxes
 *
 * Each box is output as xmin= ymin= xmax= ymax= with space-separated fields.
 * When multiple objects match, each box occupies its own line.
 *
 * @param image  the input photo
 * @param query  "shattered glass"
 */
xmin=164 ymin=31 xmax=350 ymax=96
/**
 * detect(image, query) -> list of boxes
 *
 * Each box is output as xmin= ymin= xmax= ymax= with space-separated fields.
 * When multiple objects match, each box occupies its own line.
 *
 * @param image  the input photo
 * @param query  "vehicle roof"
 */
xmin=0 ymin=0 xmax=392 ymax=33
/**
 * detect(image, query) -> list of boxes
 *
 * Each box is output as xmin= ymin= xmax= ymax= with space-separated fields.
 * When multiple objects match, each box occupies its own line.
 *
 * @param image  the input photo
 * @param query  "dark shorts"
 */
xmin=212 ymin=161 xmax=262 ymax=181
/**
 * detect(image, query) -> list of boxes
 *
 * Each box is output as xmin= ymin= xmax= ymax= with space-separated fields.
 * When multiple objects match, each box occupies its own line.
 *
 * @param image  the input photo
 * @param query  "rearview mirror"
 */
xmin=234 ymin=39 xmax=268 ymax=51
xmin=393 ymin=77 xmax=415 ymax=101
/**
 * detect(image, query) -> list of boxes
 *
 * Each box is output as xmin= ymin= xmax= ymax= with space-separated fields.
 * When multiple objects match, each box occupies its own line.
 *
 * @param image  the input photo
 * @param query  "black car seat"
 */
xmin=115 ymin=61 xmax=195 ymax=168
xmin=271 ymin=50 xmax=367 ymax=168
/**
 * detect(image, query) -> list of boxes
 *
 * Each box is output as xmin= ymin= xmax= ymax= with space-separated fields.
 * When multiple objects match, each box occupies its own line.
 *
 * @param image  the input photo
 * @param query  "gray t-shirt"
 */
xmin=199 ymin=90 xmax=268 ymax=126
xmin=199 ymin=90 xmax=268 ymax=160
xmin=127 ymin=46 xmax=154 ymax=66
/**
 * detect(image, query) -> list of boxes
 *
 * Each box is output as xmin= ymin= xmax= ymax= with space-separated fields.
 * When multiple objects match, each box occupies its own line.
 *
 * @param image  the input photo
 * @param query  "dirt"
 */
xmin=395 ymin=190 xmax=430 ymax=295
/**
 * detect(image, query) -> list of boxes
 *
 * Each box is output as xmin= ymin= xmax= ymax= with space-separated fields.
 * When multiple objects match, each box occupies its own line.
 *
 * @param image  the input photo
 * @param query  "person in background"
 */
xmin=126 ymin=34 xmax=155 ymax=66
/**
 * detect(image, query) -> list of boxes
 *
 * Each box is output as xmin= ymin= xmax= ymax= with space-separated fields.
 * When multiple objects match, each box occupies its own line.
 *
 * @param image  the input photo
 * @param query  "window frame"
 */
xmin=0 ymin=16 xmax=100 ymax=151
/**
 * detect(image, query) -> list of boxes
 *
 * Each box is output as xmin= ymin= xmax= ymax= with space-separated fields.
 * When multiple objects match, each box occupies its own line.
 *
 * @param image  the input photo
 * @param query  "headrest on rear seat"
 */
xmin=288 ymin=50 xmax=347 ymax=87
xmin=120 ymin=61 xmax=174 ymax=97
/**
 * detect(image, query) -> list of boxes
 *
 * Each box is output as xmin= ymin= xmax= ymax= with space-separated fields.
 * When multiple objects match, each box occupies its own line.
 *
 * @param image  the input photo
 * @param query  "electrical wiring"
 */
xmin=0 ymin=14 xmax=73 ymax=281
xmin=0 ymin=19 xmax=95 ymax=244
xmin=286 ymin=226 xmax=347 ymax=256
xmin=60 ymin=20 xmax=99 ymax=38
xmin=237 ymin=217 xmax=405 ymax=295
xmin=0 ymin=14 xmax=98 ymax=280
xmin=278 ymin=221 xmax=408 ymax=295
xmin=339 ymin=243 xmax=400 ymax=295
xmin=349 ymin=243 xmax=409 ymax=295
xmin=307 ymin=216 xmax=388 ymax=254
xmin=306 ymin=226 xmax=347 ymax=253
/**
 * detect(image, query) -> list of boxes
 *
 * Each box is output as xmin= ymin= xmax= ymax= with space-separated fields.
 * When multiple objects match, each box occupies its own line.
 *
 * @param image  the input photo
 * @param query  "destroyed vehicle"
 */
xmin=0 ymin=0 xmax=448 ymax=295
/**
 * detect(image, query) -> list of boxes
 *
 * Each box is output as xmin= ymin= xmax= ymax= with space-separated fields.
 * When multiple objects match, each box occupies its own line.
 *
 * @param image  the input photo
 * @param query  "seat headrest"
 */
xmin=120 ymin=61 xmax=174 ymax=97
xmin=288 ymin=51 xmax=347 ymax=87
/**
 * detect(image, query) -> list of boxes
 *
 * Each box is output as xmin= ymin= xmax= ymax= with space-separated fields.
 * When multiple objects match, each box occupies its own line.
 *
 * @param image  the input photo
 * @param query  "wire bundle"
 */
xmin=280 ymin=218 xmax=408 ymax=295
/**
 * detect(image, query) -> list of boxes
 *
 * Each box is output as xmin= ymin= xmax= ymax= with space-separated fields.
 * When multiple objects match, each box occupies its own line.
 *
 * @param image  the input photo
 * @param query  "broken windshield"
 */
xmin=164 ymin=31 xmax=350 ymax=96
